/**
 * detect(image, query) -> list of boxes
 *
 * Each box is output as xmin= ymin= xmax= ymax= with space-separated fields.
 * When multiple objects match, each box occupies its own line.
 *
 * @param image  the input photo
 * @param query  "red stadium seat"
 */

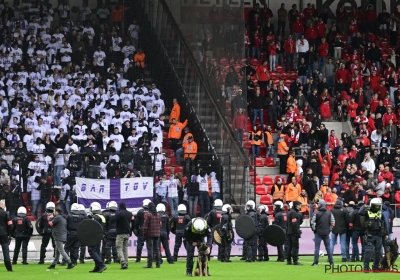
xmin=256 ymin=158 xmax=264 ymax=167
xmin=270 ymin=72 xmax=278 ymax=80
xmin=230 ymin=58 xmax=235 ymax=65
xmin=250 ymin=58 xmax=260 ymax=66
xmin=26 ymin=206 xmax=32 ymax=216
xmin=220 ymin=57 xmax=228 ymax=66
xmin=274 ymin=175 xmax=285 ymax=184
xmin=289 ymin=72 xmax=298 ymax=80
xmin=250 ymin=176 xmax=262 ymax=185
xmin=280 ymin=72 xmax=288 ymax=79
xmin=234 ymin=65 xmax=241 ymax=73
xmin=260 ymin=147 xmax=266 ymax=158
xmin=223 ymin=65 xmax=230 ymax=72
xmin=380 ymin=40 xmax=388 ymax=48
xmin=249 ymin=170 xmax=257 ymax=177
xmin=262 ymin=175 xmax=274 ymax=186
xmin=382 ymin=54 xmax=388 ymax=61
xmin=168 ymin=157 xmax=178 ymax=166
xmin=260 ymin=194 xmax=273 ymax=205
xmin=164 ymin=166 xmax=172 ymax=175
xmin=264 ymin=157 xmax=276 ymax=167
xmin=273 ymin=79 xmax=280 ymax=86
xmin=165 ymin=149 xmax=174 ymax=158
xmin=174 ymin=166 xmax=183 ymax=174
xmin=256 ymin=185 xmax=267 ymax=195
xmin=275 ymin=66 xmax=284 ymax=73
xmin=285 ymin=80 xmax=292 ymax=87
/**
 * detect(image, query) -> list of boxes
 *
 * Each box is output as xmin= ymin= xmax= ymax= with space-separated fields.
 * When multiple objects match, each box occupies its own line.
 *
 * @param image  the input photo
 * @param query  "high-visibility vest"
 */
xmin=298 ymin=196 xmax=309 ymax=213
xmin=251 ymin=131 xmax=262 ymax=145
xmin=277 ymin=141 xmax=288 ymax=155
xmin=264 ymin=131 xmax=273 ymax=145
xmin=272 ymin=185 xmax=285 ymax=200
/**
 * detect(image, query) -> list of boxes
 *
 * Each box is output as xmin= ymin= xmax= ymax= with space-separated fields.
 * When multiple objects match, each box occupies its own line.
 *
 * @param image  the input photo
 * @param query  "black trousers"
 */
xmin=160 ymin=231 xmax=173 ymax=262
xmin=64 ymin=234 xmax=80 ymax=264
xmin=221 ymin=238 xmax=232 ymax=261
xmin=258 ymin=237 xmax=269 ymax=259
xmin=13 ymin=236 xmax=30 ymax=262
xmin=40 ymin=233 xmax=55 ymax=261
xmin=186 ymin=243 xmax=195 ymax=274
xmin=146 ymin=237 xmax=160 ymax=266
xmin=243 ymin=235 xmax=257 ymax=260
xmin=287 ymin=234 xmax=299 ymax=262
xmin=80 ymin=245 xmax=86 ymax=260
xmin=278 ymin=154 xmax=288 ymax=174
xmin=0 ymin=235 xmax=10 ymax=262
xmin=174 ymin=232 xmax=185 ymax=257
xmin=136 ymin=229 xmax=144 ymax=259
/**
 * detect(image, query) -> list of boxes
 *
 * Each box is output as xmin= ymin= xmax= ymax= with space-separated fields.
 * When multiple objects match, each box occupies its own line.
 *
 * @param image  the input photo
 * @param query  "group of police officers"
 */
xmin=0 ymin=194 xmax=394 ymax=275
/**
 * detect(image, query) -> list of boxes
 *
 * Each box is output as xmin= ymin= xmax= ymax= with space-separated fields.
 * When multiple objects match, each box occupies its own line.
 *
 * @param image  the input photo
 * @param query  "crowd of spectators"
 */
xmin=221 ymin=3 xmax=400 ymax=217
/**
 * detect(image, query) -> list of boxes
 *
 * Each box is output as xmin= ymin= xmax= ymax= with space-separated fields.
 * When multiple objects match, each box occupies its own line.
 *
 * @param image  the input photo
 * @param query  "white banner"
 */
xmin=75 ymin=178 xmax=111 ymax=200
xmin=120 ymin=177 xmax=153 ymax=199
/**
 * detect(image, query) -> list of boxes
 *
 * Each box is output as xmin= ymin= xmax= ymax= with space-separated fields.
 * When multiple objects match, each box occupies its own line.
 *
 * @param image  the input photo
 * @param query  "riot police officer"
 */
xmin=206 ymin=199 xmax=223 ymax=260
xmin=64 ymin=203 xmax=85 ymax=265
xmin=272 ymin=201 xmax=287 ymax=262
xmin=243 ymin=200 xmax=258 ymax=262
xmin=286 ymin=201 xmax=303 ymax=265
xmin=87 ymin=202 xmax=107 ymax=273
xmin=184 ymin=218 xmax=212 ymax=277
xmin=0 ymin=200 xmax=13 ymax=271
xmin=38 ymin=202 xmax=56 ymax=264
xmin=78 ymin=204 xmax=87 ymax=264
xmin=156 ymin=203 xmax=174 ymax=264
xmin=220 ymin=204 xmax=233 ymax=262
xmin=361 ymin=198 xmax=389 ymax=272
xmin=257 ymin=205 xmax=269 ymax=262
xmin=134 ymin=199 xmax=150 ymax=262
xmin=171 ymin=204 xmax=191 ymax=261
xmin=103 ymin=201 xmax=118 ymax=264
xmin=11 ymin=207 xmax=33 ymax=265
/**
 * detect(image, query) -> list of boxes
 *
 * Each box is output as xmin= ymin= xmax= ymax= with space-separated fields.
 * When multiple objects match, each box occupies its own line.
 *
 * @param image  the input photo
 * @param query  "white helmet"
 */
xmin=90 ymin=202 xmax=102 ymax=213
xmin=143 ymin=199 xmax=151 ymax=208
xmin=70 ymin=203 xmax=80 ymax=214
xmin=192 ymin=218 xmax=207 ymax=234
xmin=222 ymin=204 xmax=232 ymax=214
xmin=178 ymin=204 xmax=187 ymax=214
xmin=156 ymin=203 xmax=166 ymax=212
xmin=246 ymin=200 xmax=256 ymax=209
xmin=258 ymin=205 xmax=268 ymax=213
xmin=289 ymin=202 xmax=293 ymax=209
xmin=369 ymin=197 xmax=382 ymax=213
xmin=78 ymin=204 xmax=86 ymax=214
xmin=214 ymin=199 xmax=223 ymax=207
xmin=274 ymin=201 xmax=284 ymax=209
xmin=17 ymin=206 xmax=27 ymax=216
xmin=46 ymin=202 xmax=55 ymax=211
xmin=108 ymin=201 xmax=118 ymax=211
xmin=106 ymin=202 xmax=110 ymax=210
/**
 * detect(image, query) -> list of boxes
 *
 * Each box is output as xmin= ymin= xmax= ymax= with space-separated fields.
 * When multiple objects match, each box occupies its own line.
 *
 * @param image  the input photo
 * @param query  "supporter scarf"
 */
xmin=300 ymin=39 xmax=304 ymax=45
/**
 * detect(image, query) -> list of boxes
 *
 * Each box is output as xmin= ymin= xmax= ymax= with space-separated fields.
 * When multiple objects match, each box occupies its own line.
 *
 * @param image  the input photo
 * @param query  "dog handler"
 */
xmin=183 ymin=217 xmax=212 ymax=277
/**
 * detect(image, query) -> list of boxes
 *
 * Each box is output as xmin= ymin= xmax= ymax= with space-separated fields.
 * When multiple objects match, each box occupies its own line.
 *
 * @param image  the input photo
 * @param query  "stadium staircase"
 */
xmin=139 ymin=0 xmax=249 ymax=209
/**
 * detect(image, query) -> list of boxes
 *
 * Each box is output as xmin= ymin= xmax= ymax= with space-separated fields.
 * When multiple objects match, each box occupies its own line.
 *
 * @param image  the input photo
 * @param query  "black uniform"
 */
xmin=243 ymin=208 xmax=258 ymax=262
xmin=102 ymin=209 xmax=118 ymax=263
xmin=88 ymin=213 xmax=107 ymax=272
xmin=257 ymin=210 xmax=269 ymax=261
xmin=286 ymin=201 xmax=302 ymax=265
xmin=38 ymin=210 xmax=56 ymax=263
xmin=159 ymin=211 xmax=174 ymax=263
xmin=183 ymin=219 xmax=212 ymax=276
xmin=11 ymin=214 xmax=33 ymax=264
xmin=79 ymin=209 xmax=87 ymax=263
xmin=220 ymin=211 xmax=233 ymax=262
xmin=0 ymin=205 xmax=13 ymax=271
xmin=64 ymin=212 xmax=85 ymax=264
xmin=272 ymin=207 xmax=288 ymax=261
xmin=206 ymin=207 xmax=222 ymax=260
xmin=171 ymin=212 xmax=191 ymax=261
xmin=360 ymin=207 xmax=389 ymax=271
xmin=134 ymin=207 xmax=148 ymax=262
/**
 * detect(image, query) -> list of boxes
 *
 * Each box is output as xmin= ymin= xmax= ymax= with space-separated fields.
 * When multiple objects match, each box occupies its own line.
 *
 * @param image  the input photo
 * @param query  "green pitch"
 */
xmin=1 ymin=256 xmax=399 ymax=279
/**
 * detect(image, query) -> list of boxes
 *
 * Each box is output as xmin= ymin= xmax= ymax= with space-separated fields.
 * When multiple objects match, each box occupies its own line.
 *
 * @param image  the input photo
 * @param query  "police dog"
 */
xmin=379 ymin=238 xmax=399 ymax=270
xmin=194 ymin=243 xmax=209 ymax=277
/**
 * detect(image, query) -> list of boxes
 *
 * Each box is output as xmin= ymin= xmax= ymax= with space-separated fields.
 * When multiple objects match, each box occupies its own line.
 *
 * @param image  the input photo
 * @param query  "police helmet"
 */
xmin=108 ymin=201 xmax=118 ymax=211
xmin=369 ymin=197 xmax=382 ymax=213
xmin=70 ymin=203 xmax=80 ymax=214
xmin=46 ymin=202 xmax=56 ymax=211
xmin=221 ymin=204 xmax=232 ymax=214
xmin=143 ymin=199 xmax=151 ymax=208
xmin=17 ymin=206 xmax=27 ymax=216
xmin=246 ymin=200 xmax=256 ymax=209
xmin=258 ymin=205 xmax=268 ymax=213
xmin=156 ymin=203 xmax=166 ymax=213
xmin=289 ymin=202 xmax=293 ymax=209
xmin=274 ymin=201 xmax=284 ymax=209
xmin=213 ymin=199 xmax=223 ymax=207
xmin=106 ymin=202 xmax=110 ymax=210
xmin=192 ymin=218 xmax=207 ymax=234
xmin=78 ymin=204 xmax=86 ymax=215
xmin=178 ymin=204 xmax=187 ymax=214
xmin=90 ymin=202 xmax=102 ymax=213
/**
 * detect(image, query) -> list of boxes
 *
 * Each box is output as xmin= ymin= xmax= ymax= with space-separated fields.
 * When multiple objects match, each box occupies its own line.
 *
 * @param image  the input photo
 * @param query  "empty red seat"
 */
xmin=250 ymin=58 xmax=260 ymax=66
xmin=174 ymin=166 xmax=184 ymax=174
xmin=262 ymin=175 xmax=274 ymax=186
xmin=234 ymin=65 xmax=241 ymax=73
xmin=270 ymin=72 xmax=278 ymax=80
xmin=264 ymin=157 xmax=276 ymax=167
xmin=165 ymin=149 xmax=174 ymax=158
xmin=168 ymin=157 xmax=178 ymax=166
xmin=164 ymin=166 xmax=172 ymax=175
xmin=260 ymin=194 xmax=273 ymax=205
xmin=250 ymin=176 xmax=262 ymax=185
xmin=220 ymin=57 xmax=228 ymax=66
xmin=280 ymin=72 xmax=288 ymax=79
xmin=290 ymin=72 xmax=298 ymax=79
xmin=256 ymin=185 xmax=267 ymax=195
xmin=275 ymin=65 xmax=284 ymax=73
xmin=256 ymin=158 xmax=264 ymax=167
